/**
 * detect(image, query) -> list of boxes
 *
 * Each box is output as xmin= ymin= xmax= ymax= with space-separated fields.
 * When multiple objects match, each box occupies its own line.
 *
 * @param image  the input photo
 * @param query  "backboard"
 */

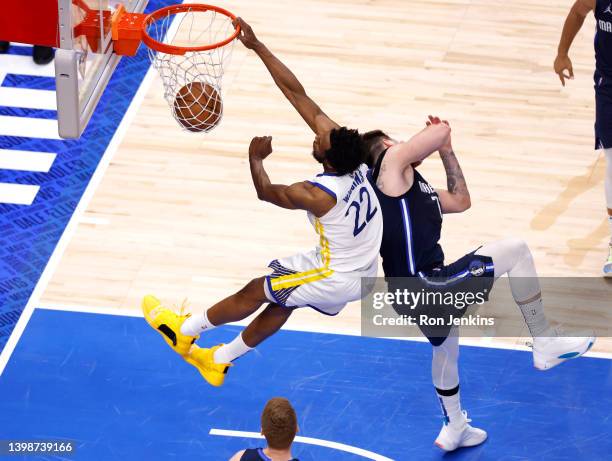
xmin=55 ymin=0 xmax=149 ymax=139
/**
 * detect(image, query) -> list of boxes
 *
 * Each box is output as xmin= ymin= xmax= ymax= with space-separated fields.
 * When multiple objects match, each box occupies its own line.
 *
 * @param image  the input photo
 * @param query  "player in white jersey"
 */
xmin=265 ymin=163 xmax=381 ymax=315
xmin=141 ymin=25 xmax=382 ymax=387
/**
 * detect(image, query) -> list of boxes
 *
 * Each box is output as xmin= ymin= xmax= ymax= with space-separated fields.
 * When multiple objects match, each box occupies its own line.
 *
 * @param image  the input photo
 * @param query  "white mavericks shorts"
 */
xmin=263 ymin=250 xmax=378 ymax=316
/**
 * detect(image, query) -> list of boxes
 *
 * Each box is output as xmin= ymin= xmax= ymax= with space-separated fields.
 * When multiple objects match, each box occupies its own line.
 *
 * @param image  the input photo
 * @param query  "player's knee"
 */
xmin=502 ymin=237 xmax=531 ymax=261
xmin=238 ymin=277 xmax=268 ymax=303
xmin=432 ymin=341 xmax=459 ymax=363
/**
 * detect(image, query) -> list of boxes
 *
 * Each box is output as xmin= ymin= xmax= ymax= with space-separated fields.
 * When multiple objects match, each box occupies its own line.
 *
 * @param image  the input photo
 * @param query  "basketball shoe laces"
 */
xmin=444 ymin=410 xmax=472 ymax=427
xmin=175 ymin=298 xmax=191 ymax=320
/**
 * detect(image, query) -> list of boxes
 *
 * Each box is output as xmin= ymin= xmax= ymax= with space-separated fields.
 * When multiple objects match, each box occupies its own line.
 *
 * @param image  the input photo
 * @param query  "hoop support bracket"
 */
xmin=73 ymin=3 xmax=146 ymax=57
xmin=111 ymin=5 xmax=147 ymax=56
xmin=73 ymin=3 xmax=240 ymax=57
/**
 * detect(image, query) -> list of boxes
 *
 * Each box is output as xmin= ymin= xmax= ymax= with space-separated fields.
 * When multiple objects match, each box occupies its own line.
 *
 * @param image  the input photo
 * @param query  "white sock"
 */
xmin=608 ymin=215 xmax=612 ymax=246
xmin=437 ymin=389 xmax=464 ymax=428
xmin=213 ymin=333 xmax=253 ymax=363
xmin=180 ymin=309 xmax=215 ymax=336
xmin=432 ymin=333 xmax=459 ymax=390
xmin=518 ymin=296 xmax=550 ymax=337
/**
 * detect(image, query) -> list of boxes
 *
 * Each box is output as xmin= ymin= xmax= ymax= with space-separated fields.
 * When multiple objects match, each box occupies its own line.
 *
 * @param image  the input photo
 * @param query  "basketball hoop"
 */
xmin=110 ymin=3 xmax=240 ymax=132
xmin=142 ymin=4 xmax=239 ymax=132
xmin=141 ymin=4 xmax=240 ymax=55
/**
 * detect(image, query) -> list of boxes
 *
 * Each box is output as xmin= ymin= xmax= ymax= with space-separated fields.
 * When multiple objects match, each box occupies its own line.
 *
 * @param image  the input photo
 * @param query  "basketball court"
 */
xmin=0 ymin=1 xmax=611 ymax=459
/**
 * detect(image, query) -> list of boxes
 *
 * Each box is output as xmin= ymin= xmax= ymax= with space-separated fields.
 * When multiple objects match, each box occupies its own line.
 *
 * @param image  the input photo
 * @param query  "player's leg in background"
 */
xmin=604 ymin=147 xmax=612 ymax=276
xmin=432 ymin=333 xmax=460 ymax=425
xmin=431 ymin=330 xmax=487 ymax=451
xmin=595 ymin=72 xmax=612 ymax=276
xmin=475 ymin=238 xmax=594 ymax=370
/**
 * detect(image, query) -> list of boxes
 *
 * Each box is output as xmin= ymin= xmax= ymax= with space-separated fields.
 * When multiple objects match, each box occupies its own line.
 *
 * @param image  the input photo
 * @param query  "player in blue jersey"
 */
xmin=555 ymin=0 xmax=612 ymax=276
xmin=229 ymin=398 xmax=299 ymax=461
xmin=363 ymin=118 xmax=595 ymax=452
xmin=225 ymin=17 xmax=594 ymax=453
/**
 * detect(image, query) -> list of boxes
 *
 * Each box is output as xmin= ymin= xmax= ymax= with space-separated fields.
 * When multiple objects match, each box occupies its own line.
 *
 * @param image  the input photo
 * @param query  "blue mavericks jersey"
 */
xmin=240 ymin=448 xmax=298 ymax=461
xmin=595 ymin=0 xmax=612 ymax=74
xmin=368 ymin=149 xmax=445 ymax=277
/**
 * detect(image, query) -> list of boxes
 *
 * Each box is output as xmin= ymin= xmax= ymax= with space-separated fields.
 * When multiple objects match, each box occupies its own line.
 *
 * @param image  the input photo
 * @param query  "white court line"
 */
xmin=0 ymin=149 xmax=56 ymax=172
xmin=0 ymin=87 xmax=57 ymax=110
xmin=0 ymin=116 xmax=60 ymax=139
xmin=0 ymin=55 xmax=162 ymax=377
xmin=0 ymin=54 xmax=55 ymax=77
xmin=209 ymin=429 xmax=394 ymax=461
xmin=34 ymin=303 xmax=612 ymax=360
xmin=0 ymin=183 xmax=39 ymax=205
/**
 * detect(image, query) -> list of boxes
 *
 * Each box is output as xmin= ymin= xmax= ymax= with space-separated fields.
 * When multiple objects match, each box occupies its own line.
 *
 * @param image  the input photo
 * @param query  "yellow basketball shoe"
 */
xmin=141 ymin=295 xmax=198 ymax=356
xmin=185 ymin=344 xmax=232 ymax=387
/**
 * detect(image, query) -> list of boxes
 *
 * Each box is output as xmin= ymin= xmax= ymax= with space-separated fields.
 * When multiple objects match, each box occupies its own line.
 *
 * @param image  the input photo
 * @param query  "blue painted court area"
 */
xmin=0 ymin=308 xmax=610 ymax=461
xmin=0 ymin=0 xmax=171 ymax=351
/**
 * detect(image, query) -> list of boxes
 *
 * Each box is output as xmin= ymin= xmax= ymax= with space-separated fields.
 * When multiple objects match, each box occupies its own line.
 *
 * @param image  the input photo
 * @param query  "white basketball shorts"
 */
xmin=263 ymin=249 xmax=378 ymax=316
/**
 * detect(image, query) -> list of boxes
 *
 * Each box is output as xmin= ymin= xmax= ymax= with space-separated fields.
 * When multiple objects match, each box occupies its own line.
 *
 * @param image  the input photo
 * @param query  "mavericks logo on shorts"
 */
xmin=468 ymin=260 xmax=485 ymax=277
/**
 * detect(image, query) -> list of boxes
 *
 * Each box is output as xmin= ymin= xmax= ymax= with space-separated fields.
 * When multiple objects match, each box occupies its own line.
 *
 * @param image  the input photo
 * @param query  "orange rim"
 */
xmin=142 ymin=3 xmax=240 ymax=56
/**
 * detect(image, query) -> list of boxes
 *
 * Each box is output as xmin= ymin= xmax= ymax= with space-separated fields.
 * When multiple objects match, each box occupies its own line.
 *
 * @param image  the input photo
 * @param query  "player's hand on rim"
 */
xmin=249 ymin=136 xmax=273 ymax=161
xmin=233 ymin=17 xmax=260 ymax=50
xmin=554 ymin=54 xmax=574 ymax=86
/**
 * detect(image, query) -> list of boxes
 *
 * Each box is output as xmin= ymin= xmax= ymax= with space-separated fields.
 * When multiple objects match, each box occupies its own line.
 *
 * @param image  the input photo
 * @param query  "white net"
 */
xmin=145 ymin=7 xmax=236 ymax=132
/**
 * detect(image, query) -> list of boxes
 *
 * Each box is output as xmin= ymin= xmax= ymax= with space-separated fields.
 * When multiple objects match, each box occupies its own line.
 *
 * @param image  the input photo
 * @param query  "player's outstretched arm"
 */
xmin=386 ymin=119 xmax=451 ymax=169
xmin=428 ymin=118 xmax=471 ymax=214
xmin=234 ymin=18 xmax=339 ymax=135
xmin=554 ymin=0 xmax=595 ymax=86
xmin=248 ymin=136 xmax=336 ymax=216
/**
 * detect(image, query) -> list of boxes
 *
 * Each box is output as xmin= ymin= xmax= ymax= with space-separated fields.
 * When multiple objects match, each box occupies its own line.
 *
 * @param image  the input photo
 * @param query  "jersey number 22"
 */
xmin=345 ymin=187 xmax=378 ymax=237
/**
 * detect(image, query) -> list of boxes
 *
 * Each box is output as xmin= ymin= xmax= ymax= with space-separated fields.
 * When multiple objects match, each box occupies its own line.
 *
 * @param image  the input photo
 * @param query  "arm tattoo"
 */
xmin=440 ymin=150 xmax=469 ymax=195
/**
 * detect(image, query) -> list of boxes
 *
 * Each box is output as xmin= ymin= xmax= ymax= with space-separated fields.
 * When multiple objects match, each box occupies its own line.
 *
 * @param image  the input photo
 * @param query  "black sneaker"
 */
xmin=0 ymin=41 xmax=10 ymax=54
xmin=33 ymin=46 xmax=55 ymax=65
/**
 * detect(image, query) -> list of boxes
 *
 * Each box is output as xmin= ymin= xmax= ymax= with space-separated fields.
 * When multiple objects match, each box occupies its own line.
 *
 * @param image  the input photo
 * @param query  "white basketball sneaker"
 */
xmin=434 ymin=411 xmax=487 ymax=452
xmin=603 ymin=244 xmax=612 ymax=278
xmin=532 ymin=327 xmax=595 ymax=371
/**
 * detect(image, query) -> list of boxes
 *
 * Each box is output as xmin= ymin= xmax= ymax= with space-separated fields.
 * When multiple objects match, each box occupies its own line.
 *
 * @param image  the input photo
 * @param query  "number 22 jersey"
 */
xmin=306 ymin=163 xmax=383 ymax=273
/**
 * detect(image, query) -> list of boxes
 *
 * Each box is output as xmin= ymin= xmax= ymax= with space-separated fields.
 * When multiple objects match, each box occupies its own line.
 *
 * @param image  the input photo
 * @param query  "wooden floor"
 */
xmin=41 ymin=0 xmax=611 ymax=352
